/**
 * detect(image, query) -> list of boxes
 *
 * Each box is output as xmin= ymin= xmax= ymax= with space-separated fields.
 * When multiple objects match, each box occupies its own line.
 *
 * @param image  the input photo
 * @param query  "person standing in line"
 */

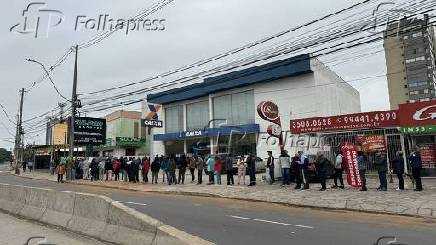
xmin=22 ymin=160 xmax=27 ymax=173
xmin=98 ymin=159 xmax=105 ymax=181
xmin=278 ymin=151 xmax=291 ymax=187
xmin=177 ymin=155 xmax=187 ymax=184
xmin=206 ymin=155 xmax=215 ymax=185
xmin=237 ymin=156 xmax=246 ymax=185
xmin=375 ymin=151 xmax=388 ymax=191
xmin=104 ymin=157 xmax=112 ymax=181
xmin=357 ymin=151 xmax=367 ymax=191
xmin=196 ymin=155 xmax=204 ymax=185
xmin=266 ymin=151 xmax=275 ymax=184
xmin=409 ymin=148 xmax=423 ymax=191
xmin=215 ymin=156 xmax=223 ymax=185
xmin=142 ymin=157 xmax=150 ymax=183
xmin=247 ymin=154 xmax=256 ymax=186
xmin=161 ymin=157 xmax=169 ymax=183
xmin=151 ymin=156 xmax=160 ymax=184
xmin=121 ymin=157 xmax=128 ymax=182
xmin=315 ymin=152 xmax=329 ymax=191
xmin=90 ymin=158 xmax=99 ymax=182
xmin=188 ymin=156 xmax=196 ymax=183
xmin=300 ymin=151 xmax=310 ymax=190
xmin=292 ymin=153 xmax=302 ymax=189
xmin=224 ymin=155 xmax=234 ymax=185
xmin=135 ymin=157 xmax=141 ymax=183
xmin=113 ymin=158 xmax=121 ymax=181
xmin=168 ymin=155 xmax=177 ymax=185
xmin=333 ymin=151 xmax=345 ymax=189
xmin=392 ymin=151 xmax=405 ymax=191
xmin=56 ymin=160 xmax=65 ymax=183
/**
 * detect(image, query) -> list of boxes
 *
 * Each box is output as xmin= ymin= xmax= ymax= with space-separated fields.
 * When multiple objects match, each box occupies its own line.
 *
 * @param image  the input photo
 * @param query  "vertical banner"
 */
xmin=420 ymin=144 xmax=436 ymax=169
xmin=257 ymin=101 xmax=284 ymax=152
xmin=341 ymin=143 xmax=362 ymax=188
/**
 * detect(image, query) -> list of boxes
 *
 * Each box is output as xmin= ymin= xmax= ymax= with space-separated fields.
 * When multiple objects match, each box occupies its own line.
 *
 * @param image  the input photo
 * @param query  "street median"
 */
xmin=0 ymin=183 xmax=213 ymax=245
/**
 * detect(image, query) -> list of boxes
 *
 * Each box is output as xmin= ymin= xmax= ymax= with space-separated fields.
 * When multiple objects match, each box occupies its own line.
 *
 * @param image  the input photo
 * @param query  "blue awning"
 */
xmin=153 ymin=124 xmax=260 ymax=141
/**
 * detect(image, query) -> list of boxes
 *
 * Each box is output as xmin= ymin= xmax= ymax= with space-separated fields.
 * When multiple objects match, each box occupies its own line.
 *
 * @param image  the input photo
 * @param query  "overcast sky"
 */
xmin=0 ymin=0 xmax=408 ymax=149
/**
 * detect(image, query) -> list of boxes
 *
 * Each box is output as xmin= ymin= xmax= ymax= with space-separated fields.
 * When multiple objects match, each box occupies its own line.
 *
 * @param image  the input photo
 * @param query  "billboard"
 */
xmin=142 ymin=103 xmax=163 ymax=128
xmin=398 ymin=100 xmax=436 ymax=127
xmin=355 ymin=135 xmax=386 ymax=152
xmin=73 ymin=117 xmax=106 ymax=145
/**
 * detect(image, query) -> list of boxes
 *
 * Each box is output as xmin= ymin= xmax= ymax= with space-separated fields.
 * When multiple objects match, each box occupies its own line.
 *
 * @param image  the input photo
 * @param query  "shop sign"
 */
xmin=290 ymin=110 xmax=399 ymax=134
xmin=398 ymin=100 xmax=436 ymax=127
xmin=257 ymin=101 xmax=284 ymax=152
xmin=401 ymin=125 xmax=436 ymax=134
xmin=73 ymin=117 xmax=106 ymax=145
xmin=116 ymin=137 xmax=146 ymax=147
xmin=355 ymin=135 xmax=386 ymax=152
xmin=142 ymin=119 xmax=163 ymax=128
xmin=420 ymin=144 xmax=436 ymax=169
xmin=341 ymin=143 xmax=362 ymax=188
xmin=185 ymin=130 xmax=203 ymax=137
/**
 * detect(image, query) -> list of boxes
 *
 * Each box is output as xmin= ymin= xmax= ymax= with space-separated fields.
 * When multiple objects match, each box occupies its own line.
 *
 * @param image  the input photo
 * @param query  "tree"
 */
xmin=0 ymin=148 xmax=12 ymax=163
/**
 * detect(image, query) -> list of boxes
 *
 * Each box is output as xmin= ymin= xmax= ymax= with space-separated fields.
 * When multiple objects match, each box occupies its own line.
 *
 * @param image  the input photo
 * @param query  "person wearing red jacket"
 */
xmin=215 ymin=157 xmax=222 ymax=185
xmin=142 ymin=157 xmax=150 ymax=183
xmin=112 ymin=158 xmax=121 ymax=181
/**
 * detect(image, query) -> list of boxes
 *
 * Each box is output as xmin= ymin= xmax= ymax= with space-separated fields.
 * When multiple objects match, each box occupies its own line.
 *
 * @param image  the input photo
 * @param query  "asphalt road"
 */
xmin=0 ymin=168 xmax=435 ymax=245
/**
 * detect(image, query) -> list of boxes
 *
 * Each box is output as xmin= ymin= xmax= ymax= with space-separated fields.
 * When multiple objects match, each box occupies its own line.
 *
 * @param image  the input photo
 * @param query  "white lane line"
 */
xmin=253 ymin=219 xmax=292 ymax=226
xmin=229 ymin=215 xmax=251 ymax=220
xmin=125 ymin=201 xmax=148 ymax=206
xmin=295 ymin=224 xmax=314 ymax=229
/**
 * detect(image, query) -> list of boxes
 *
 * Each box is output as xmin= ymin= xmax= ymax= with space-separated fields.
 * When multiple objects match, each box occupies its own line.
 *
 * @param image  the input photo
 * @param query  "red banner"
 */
xmin=290 ymin=110 xmax=399 ymax=134
xmin=355 ymin=135 xmax=386 ymax=152
xmin=399 ymin=100 xmax=436 ymax=127
xmin=420 ymin=144 xmax=436 ymax=169
xmin=341 ymin=143 xmax=362 ymax=188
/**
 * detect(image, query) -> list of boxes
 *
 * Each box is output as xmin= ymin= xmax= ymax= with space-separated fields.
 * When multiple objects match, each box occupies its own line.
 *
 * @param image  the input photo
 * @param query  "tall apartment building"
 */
xmin=384 ymin=15 xmax=436 ymax=109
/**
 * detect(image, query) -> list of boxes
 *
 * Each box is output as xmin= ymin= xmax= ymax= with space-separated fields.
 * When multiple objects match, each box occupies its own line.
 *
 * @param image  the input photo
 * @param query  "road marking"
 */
xmin=125 ymin=201 xmax=148 ymax=206
xmin=229 ymin=215 xmax=250 ymax=220
xmin=295 ymin=224 xmax=314 ymax=229
xmin=253 ymin=218 xmax=292 ymax=226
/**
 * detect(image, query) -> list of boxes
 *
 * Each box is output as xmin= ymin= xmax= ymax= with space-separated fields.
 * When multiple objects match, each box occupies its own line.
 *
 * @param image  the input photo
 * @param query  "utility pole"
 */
xmin=67 ymin=45 xmax=79 ymax=180
xmin=14 ymin=88 xmax=25 ymax=174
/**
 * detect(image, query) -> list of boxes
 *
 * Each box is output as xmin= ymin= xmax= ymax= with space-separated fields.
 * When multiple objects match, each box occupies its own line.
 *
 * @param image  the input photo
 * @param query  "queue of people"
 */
xmin=51 ymin=148 xmax=425 ymax=192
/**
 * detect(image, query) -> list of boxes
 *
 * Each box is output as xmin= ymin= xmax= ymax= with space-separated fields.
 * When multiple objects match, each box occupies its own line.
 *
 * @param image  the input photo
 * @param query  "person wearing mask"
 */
xmin=104 ymin=157 xmax=113 ymax=181
xmin=195 ymin=155 xmax=205 ymax=185
xmin=168 ymin=156 xmax=177 ymax=185
xmin=409 ymin=148 xmax=423 ymax=191
xmin=247 ymin=154 xmax=256 ymax=186
xmin=56 ymin=160 xmax=65 ymax=183
xmin=161 ymin=157 xmax=169 ymax=183
xmin=315 ymin=152 xmax=329 ymax=191
xmin=392 ymin=151 xmax=405 ymax=191
xmin=113 ymin=158 xmax=121 ymax=181
xmin=333 ymin=151 xmax=345 ymax=189
xmin=375 ymin=151 xmax=388 ymax=191
xmin=278 ymin=151 xmax=291 ymax=187
xmin=215 ymin=156 xmax=223 ymax=185
xmin=224 ymin=155 xmax=234 ymax=185
xmin=237 ymin=156 xmax=246 ymax=185
xmin=142 ymin=157 xmax=150 ymax=183
xmin=177 ymin=155 xmax=188 ymax=184
xmin=357 ymin=151 xmax=367 ymax=191
xmin=266 ymin=151 xmax=275 ymax=184
xmin=206 ymin=155 xmax=216 ymax=185
xmin=90 ymin=158 xmax=99 ymax=181
xmin=151 ymin=156 xmax=160 ymax=184
xmin=188 ymin=156 xmax=196 ymax=183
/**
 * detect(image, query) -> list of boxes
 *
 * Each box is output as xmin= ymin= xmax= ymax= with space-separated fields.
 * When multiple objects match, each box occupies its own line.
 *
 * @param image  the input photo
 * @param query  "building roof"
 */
xmin=104 ymin=110 xmax=142 ymax=122
xmin=147 ymin=54 xmax=312 ymax=105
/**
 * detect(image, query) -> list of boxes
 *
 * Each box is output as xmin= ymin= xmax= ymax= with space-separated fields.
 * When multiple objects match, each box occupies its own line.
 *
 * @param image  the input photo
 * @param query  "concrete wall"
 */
xmin=0 ymin=183 xmax=213 ymax=245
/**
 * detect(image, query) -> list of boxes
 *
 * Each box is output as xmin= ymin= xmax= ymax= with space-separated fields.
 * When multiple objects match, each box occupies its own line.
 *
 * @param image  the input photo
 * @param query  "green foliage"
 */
xmin=0 ymin=148 xmax=12 ymax=163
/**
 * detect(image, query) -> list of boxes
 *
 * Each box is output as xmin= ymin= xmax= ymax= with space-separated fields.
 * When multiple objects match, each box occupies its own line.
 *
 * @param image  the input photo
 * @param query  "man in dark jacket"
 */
xmin=392 ymin=151 xmax=405 ymax=190
xmin=315 ymin=152 xmax=329 ymax=191
xmin=224 ymin=155 xmax=234 ymax=185
xmin=247 ymin=154 xmax=256 ymax=186
xmin=266 ymin=151 xmax=275 ymax=184
xmin=104 ymin=157 xmax=112 ymax=181
xmin=409 ymin=149 xmax=423 ymax=191
xmin=375 ymin=151 xmax=388 ymax=191
xmin=177 ymin=155 xmax=187 ymax=184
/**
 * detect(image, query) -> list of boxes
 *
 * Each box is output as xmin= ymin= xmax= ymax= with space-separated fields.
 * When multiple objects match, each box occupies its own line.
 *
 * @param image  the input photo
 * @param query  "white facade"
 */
xmin=146 ymin=58 xmax=361 ymax=160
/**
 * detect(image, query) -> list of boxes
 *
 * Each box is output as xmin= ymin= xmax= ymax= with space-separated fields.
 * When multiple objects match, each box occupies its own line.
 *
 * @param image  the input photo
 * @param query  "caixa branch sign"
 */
xmin=142 ymin=119 xmax=163 ymax=128
xmin=73 ymin=117 xmax=106 ymax=145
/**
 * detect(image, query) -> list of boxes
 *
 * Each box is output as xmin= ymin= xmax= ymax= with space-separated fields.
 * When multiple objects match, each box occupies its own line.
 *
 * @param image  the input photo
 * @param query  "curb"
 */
xmin=10 ymin=172 xmax=436 ymax=220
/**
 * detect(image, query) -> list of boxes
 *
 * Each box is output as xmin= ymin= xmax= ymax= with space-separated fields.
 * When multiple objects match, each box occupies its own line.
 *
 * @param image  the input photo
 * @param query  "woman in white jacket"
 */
xmin=278 ymin=151 xmax=291 ymax=186
xmin=237 ymin=156 xmax=247 ymax=185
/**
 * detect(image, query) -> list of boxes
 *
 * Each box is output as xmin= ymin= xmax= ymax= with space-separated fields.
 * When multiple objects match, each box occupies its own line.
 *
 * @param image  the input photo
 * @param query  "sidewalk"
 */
xmin=14 ymin=170 xmax=436 ymax=219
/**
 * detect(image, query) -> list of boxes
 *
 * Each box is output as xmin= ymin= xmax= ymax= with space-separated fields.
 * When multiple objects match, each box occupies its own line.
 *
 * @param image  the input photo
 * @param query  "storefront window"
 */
xmin=165 ymin=106 xmax=183 ymax=133
xmin=186 ymin=100 xmax=209 ymax=130
xmin=213 ymin=91 xmax=254 ymax=126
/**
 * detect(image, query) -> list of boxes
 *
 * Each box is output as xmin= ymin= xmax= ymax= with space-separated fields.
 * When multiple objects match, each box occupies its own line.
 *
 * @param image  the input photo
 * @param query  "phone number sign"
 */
xmin=290 ymin=110 xmax=399 ymax=134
